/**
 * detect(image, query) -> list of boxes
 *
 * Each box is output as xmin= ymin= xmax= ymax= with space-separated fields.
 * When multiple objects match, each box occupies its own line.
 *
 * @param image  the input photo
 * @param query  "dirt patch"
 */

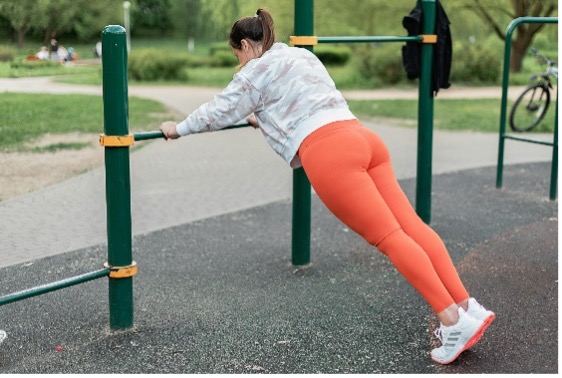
xmin=0 ymin=133 xmax=104 ymax=201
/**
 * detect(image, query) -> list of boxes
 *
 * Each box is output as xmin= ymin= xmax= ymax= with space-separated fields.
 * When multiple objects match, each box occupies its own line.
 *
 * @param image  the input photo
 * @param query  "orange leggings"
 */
xmin=298 ymin=120 xmax=469 ymax=313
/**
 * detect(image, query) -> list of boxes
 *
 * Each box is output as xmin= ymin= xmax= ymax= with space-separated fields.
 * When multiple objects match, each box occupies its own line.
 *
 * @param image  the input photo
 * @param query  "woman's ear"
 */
xmin=240 ymin=39 xmax=249 ymax=51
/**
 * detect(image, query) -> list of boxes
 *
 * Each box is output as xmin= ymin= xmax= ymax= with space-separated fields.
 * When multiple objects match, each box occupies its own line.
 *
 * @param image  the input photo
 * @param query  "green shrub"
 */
xmin=0 ymin=45 xmax=14 ymax=62
xmin=209 ymin=50 xmax=238 ymax=67
xmin=128 ymin=48 xmax=189 ymax=81
xmin=314 ymin=45 xmax=351 ymax=66
xmin=355 ymin=45 xmax=404 ymax=85
xmin=10 ymin=59 xmax=60 ymax=70
xmin=183 ymin=54 xmax=211 ymax=68
xmin=0 ymin=48 xmax=15 ymax=62
xmin=451 ymin=40 xmax=501 ymax=84
xmin=204 ymin=41 xmax=237 ymax=67
xmin=0 ymin=52 xmax=13 ymax=62
xmin=209 ymin=41 xmax=231 ymax=55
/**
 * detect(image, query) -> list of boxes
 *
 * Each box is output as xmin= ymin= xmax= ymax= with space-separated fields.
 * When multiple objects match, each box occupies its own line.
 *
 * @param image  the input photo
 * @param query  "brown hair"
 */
xmin=229 ymin=8 xmax=275 ymax=56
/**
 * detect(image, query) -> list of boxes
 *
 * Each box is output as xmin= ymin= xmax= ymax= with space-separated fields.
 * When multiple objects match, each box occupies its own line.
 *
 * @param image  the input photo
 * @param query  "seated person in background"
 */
xmin=36 ymin=46 xmax=49 ymax=60
xmin=67 ymin=47 xmax=77 ymax=61
xmin=57 ymin=45 xmax=69 ymax=63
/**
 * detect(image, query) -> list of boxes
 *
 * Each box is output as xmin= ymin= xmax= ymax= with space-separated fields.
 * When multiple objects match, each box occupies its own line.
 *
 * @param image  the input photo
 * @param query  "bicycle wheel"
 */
xmin=509 ymin=84 xmax=551 ymax=132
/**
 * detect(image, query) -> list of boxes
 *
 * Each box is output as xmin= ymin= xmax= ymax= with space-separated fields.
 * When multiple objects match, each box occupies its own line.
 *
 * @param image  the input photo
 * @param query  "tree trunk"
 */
xmin=16 ymin=28 xmax=26 ymax=49
xmin=510 ymin=44 xmax=525 ymax=72
xmin=510 ymin=31 xmax=535 ymax=73
xmin=43 ymin=29 xmax=51 ymax=45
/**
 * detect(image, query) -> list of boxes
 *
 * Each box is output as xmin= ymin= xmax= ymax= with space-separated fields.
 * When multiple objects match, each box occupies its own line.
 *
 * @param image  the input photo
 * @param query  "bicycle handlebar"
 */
xmin=530 ymin=47 xmax=557 ymax=67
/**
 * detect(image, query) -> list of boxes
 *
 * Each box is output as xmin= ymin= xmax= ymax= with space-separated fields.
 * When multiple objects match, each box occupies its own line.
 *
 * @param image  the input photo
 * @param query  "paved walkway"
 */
xmin=0 ymin=78 xmax=553 ymax=268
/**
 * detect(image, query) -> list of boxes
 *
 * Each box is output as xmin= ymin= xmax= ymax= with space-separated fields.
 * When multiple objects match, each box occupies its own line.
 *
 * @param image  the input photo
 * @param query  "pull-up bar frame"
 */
xmin=0 ymin=0 xmax=439 ymax=332
xmin=496 ymin=16 xmax=558 ymax=200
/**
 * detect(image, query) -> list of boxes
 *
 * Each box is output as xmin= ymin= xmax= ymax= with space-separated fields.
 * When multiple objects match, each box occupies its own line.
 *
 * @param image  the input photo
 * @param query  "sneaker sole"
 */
xmin=431 ymin=316 xmax=493 ymax=365
xmin=464 ymin=312 xmax=495 ymax=350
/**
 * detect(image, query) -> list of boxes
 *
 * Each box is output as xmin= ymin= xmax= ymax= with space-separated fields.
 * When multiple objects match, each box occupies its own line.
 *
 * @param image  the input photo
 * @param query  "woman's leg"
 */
xmin=299 ymin=123 xmax=457 ymax=313
xmin=359 ymin=127 xmax=469 ymax=305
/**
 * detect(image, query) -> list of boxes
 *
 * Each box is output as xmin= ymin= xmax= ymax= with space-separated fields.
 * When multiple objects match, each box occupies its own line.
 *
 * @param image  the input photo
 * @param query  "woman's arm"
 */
xmin=160 ymin=74 xmax=260 ymax=139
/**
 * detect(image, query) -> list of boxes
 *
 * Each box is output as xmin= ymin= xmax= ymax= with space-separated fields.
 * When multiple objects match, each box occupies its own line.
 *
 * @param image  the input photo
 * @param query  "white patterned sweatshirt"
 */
xmin=176 ymin=42 xmax=356 ymax=168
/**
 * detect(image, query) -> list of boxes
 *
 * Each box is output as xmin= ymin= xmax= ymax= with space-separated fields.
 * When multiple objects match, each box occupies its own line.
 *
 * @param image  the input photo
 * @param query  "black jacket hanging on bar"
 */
xmin=401 ymin=0 xmax=452 ymax=95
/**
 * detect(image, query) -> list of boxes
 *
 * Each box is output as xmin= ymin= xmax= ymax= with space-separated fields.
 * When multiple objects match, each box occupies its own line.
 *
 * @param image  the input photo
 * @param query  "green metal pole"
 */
xmin=0 ymin=269 xmax=110 ymax=306
xmin=496 ymin=21 xmax=515 ymax=189
xmin=549 ymin=94 xmax=557 ymax=200
xmin=102 ymin=25 xmax=134 ymax=330
xmin=291 ymin=0 xmax=313 ymax=266
xmin=416 ymin=0 xmax=436 ymax=224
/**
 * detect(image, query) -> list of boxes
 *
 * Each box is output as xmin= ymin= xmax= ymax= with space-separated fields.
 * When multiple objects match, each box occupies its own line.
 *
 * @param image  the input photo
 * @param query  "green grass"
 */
xmin=0 ymin=93 xmax=173 ymax=152
xmin=0 ymin=59 xmax=101 ymax=79
xmin=348 ymin=98 xmax=556 ymax=133
xmin=30 ymin=142 xmax=91 ymax=153
xmin=182 ymin=66 xmax=234 ymax=87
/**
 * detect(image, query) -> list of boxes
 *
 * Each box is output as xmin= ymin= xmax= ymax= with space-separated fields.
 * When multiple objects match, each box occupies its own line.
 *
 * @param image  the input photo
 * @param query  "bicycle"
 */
xmin=509 ymin=48 xmax=558 ymax=132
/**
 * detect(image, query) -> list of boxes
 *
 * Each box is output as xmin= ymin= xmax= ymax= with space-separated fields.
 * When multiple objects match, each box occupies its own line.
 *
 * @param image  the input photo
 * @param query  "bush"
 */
xmin=10 ymin=59 xmax=60 ymax=70
xmin=314 ymin=45 xmax=351 ymax=66
xmin=0 ymin=45 xmax=15 ymax=62
xmin=355 ymin=45 xmax=405 ymax=85
xmin=204 ymin=41 xmax=237 ymax=67
xmin=183 ymin=54 xmax=211 ymax=68
xmin=128 ymin=48 xmax=189 ymax=81
xmin=451 ymin=40 xmax=501 ymax=84
xmin=209 ymin=50 xmax=238 ymax=67
xmin=209 ymin=41 xmax=231 ymax=56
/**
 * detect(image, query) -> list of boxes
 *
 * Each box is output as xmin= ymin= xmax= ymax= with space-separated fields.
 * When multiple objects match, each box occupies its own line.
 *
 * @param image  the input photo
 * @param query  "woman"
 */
xmin=159 ymin=8 xmax=495 ymax=365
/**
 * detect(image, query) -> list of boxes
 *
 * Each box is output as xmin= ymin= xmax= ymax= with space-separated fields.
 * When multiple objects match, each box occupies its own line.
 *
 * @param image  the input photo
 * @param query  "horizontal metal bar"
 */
xmin=506 ymin=17 xmax=558 ymax=35
xmin=133 ymin=122 xmax=252 ymax=141
xmin=503 ymin=134 xmax=555 ymax=147
xmin=134 ymin=131 xmax=164 ymax=141
xmin=317 ymin=36 xmax=422 ymax=44
xmin=0 ymin=268 xmax=110 ymax=306
xmin=224 ymin=122 xmax=252 ymax=130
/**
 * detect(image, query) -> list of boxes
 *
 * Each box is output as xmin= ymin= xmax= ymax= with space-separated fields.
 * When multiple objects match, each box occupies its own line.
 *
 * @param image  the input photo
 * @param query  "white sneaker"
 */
xmin=431 ymin=308 xmax=487 ymax=364
xmin=466 ymin=298 xmax=495 ymax=327
xmin=0 ymin=330 xmax=6 ymax=345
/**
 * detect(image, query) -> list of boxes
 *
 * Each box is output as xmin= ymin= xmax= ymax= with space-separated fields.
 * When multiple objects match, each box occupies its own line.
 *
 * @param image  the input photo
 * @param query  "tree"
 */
xmin=201 ymin=0 xmax=240 ymax=40
xmin=171 ymin=0 xmax=203 ymax=51
xmin=131 ymin=0 xmax=173 ymax=36
xmin=39 ymin=0 xmax=120 ymax=42
xmin=466 ymin=0 xmax=557 ymax=72
xmin=68 ymin=0 xmax=121 ymax=41
xmin=0 ymin=0 xmax=120 ymax=47
xmin=0 ymin=0 xmax=50 ymax=48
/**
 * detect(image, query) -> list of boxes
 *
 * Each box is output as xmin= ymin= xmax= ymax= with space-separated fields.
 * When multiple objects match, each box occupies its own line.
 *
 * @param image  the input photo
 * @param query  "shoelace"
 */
xmin=434 ymin=328 xmax=443 ymax=342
